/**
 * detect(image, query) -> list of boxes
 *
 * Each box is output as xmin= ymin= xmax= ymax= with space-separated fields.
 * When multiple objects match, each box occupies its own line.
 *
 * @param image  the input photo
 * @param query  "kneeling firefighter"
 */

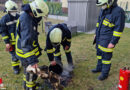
xmin=92 ymin=0 xmax=125 ymax=80
xmin=0 ymin=0 xmax=20 ymax=74
xmin=45 ymin=23 xmax=74 ymax=74
xmin=15 ymin=0 xmax=49 ymax=89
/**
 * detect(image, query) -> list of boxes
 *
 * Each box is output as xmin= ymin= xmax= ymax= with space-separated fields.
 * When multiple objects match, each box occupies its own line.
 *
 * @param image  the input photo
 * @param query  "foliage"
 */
xmin=22 ymin=0 xmax=33 ymax=4
xmin=46 ymin=2 xmax=62 ymax=15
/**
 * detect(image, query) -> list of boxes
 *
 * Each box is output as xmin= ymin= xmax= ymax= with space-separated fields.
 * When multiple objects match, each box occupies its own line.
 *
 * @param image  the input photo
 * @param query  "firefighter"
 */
xmin=45 ymin=23 xmax=74 ymax=72
xmin=91 ymin=0 xmax=125 ymax=80
xmin=15 ymin=0 xmax=49 ymax=89
xmin=0 ymin=0 xmax=20 ymax=74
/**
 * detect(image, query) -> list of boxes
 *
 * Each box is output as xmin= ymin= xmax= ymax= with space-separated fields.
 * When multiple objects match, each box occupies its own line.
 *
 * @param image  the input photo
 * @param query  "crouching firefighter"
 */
xmin=0 ymin=0 xmax=20 ymax=74
xmin=91 ymin=0 xmax=125 ymax=80
xmin=45 ymin=23 xmax=74 ymax=72
xmin=15 ymin=0 xmax=49 ymax=89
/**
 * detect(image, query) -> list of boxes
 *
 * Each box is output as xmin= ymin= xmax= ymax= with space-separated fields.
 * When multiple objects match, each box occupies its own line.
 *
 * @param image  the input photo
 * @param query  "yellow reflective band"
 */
xmin=103 ymin=20 xmax=109 ymax=26
xmin=47 ymin=49 xmax=54 ymax=53
xmin=2 ymin=36 xmax=9 ymax=40
xmin=63 ymin=37 xmax=66 ymax=41
xmin=113 ymin=31 xmax=122 ymax=37
xmin=53 ymin=48 xmax=56 ymax=52
xmin=16 ymin=28 xmax=40 ymax=58
xmin=11 ymin=42 xmax=15 ymax=45
xmin=97 ymin=56 xmax=102 ymax=59
xmin=98 ymin=45 xmax=113 ymax=52
xmin=16 ymin=19 xmax=19 ymax=27
xmin=23 ymin=74 xmax=26 ymax=81
xmin=54 ymin=52 xmax=61 ymax=56
xmin=26 ymin=81 xmax=36 ymax=88
xmin=102 ymin=60 xmax=111 ymax=64
xmin=16 ymin=48 xmax=40 ymax=58
xmin=65 ymin=49 xmax=71 ymax=53
xmin=33 ymin=41 xmax=37 ymax=47
xmin=67 ymin=39 xmax=71 ymax=42
xmin=103 ymin=20 xmax=115 ymax=28
xmin=11 ymin=33 xmax=15 ymax=42
xmin=35 ymin=51 xmax=40 ymax=56
xmin=24 ymin=48 xmax=39 ymax=57
xmin=96 ymin=23 xmax=99 ymax=27
xmin=11 ymin=61 xmax=20 ymax=66
xmin=109 ymin=23 xmax=115 ymax=27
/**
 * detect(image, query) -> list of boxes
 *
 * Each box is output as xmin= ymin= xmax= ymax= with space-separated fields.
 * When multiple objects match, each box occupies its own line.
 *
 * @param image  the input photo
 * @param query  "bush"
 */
xmin=46 ymin=2 xmax=62 ymax=15
xmin=22 ymin=0 xmax=33 ymax=4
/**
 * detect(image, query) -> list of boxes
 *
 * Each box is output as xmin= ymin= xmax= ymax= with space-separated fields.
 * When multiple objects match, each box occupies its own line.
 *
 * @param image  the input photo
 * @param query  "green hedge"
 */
xmin=22 ymin=0 xmax=34 ymax=4
xmin=46 ymin=2 xmax=62 ymax=15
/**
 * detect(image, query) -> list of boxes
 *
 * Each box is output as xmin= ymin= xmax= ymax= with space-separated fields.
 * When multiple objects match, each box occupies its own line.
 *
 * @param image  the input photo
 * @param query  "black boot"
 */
xmin=13 ymin=66 xmax=20 ymax=74
xmin=98 ymin=64 xmax=111 ymax=81
xmin=91 ymin=59 xmax=102 ymax=73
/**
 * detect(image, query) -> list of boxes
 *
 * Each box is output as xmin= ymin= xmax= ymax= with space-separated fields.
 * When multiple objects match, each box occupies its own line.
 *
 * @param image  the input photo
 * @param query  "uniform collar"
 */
xmin=102 ymin=3 xmax=117 ymax=15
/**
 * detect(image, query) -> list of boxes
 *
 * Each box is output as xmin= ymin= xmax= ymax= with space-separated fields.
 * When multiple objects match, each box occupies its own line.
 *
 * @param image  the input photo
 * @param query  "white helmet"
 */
xmin=49 ymin=28 xmax=62 ymax=44
xmin=96 ymin=0 xmax=114 ymax=7
xmin=5 ymin=0 xmax=18 ymax=12
xmin=29 ymin=0 xmax=49 ymax=18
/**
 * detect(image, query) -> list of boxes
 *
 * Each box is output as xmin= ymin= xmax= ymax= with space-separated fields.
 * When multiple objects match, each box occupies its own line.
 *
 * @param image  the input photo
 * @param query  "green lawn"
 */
xmin=0 ymin=12 xmax=130 ymax=90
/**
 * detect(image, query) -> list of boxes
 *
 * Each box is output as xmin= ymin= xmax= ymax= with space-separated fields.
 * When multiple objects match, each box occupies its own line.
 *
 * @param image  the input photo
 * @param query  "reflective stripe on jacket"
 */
xmin=0 ymin=13 xmax=19 ymax=45
xmin=96 ymin=4 xmax=125 ymax=52
xmin=46 ymin=23 xmax=71 ymax=61
xmin=16 ymin=12 xmax=42 ymax=65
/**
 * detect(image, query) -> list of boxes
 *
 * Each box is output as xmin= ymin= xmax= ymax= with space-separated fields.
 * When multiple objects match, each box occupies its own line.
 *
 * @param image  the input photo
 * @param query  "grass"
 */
xmin=0 ymin=11 xmax=130 ymax=90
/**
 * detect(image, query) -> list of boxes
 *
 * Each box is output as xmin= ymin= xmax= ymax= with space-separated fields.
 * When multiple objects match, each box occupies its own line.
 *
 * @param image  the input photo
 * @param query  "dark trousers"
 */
xmin=54 ymin=45 xmax=73 ymax=65
xmin=96 ymin=43 xmax=112 ymax=77
xmin=18 ymin=58 xmax=38 ymax=90
xmin=9 ymin=45 xmax=20 ymax=70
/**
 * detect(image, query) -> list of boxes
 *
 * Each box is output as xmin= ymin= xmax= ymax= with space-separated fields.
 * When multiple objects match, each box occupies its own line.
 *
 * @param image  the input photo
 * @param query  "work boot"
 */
xmin=13 ymin=66 xmax=20 ymax=75
xmin=98 ymin=64 xmax=111 ymax=81
xmin=91 ymin=59 xmax=102 ymax=73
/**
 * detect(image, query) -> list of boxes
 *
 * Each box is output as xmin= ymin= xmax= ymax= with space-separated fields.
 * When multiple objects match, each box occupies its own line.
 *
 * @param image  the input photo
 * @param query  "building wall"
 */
xmin=61 ymin=0 xmax=68 ymax=13
xmin=62 ymin=0 xmax=68 ymax=8
xmin=68 ymin=0 xmax=99 ymax=33
xmin=118 ymin=0 xmax=130 ymax=11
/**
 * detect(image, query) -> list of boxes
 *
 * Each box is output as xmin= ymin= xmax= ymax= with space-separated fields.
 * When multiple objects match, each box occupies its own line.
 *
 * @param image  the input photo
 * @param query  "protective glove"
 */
xmin=65 ymin=45 xmax=69 ymax=50
xmin=50 ymin=60 xmax=57 ymax=66
xmin=5 ymin=43 xmax=11 ymax=51
xmin=26 ymin=64 xmax=40 ymax=74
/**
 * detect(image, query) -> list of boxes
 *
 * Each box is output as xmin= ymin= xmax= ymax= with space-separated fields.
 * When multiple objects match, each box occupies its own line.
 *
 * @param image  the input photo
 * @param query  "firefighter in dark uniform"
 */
xmin=91 ymin=0 xmax=125 ymax=80
xmin=15 ymin=0 xmax=49 ymax=89
xmin=0 ymin=0 xmax=20 ymax=74
xmin=46 ymin=24 xmax=74 ymax=71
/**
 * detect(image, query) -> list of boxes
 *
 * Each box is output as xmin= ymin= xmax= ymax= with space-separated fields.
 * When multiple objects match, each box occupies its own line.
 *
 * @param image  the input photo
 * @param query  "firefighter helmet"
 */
xmin=49 ymin=28 xmax=62 ymax=44
xmin=30 ymin=0 xmax=49 ymax=18
xmin=5 ymin=0 xmax=18 ymax=12
xmin=96 ymin=0 xmax=114 ymax=7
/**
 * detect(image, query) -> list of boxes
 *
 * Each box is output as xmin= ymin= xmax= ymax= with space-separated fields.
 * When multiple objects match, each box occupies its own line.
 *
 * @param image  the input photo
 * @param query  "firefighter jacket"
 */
xmin=46 ymin=24 xmax=71 ymax=61
xmin=16 ymin=12 xmax=42 ymax=65
xmin=0 ymin=13 xmax=19 ymax=45
xmin=96 ymin=3 xmax=125 ymax=53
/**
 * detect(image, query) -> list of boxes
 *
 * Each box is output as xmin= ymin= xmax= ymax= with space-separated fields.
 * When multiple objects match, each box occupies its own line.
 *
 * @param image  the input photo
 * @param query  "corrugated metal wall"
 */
xmin=68 ymin=0 xmax=99 ymax=33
